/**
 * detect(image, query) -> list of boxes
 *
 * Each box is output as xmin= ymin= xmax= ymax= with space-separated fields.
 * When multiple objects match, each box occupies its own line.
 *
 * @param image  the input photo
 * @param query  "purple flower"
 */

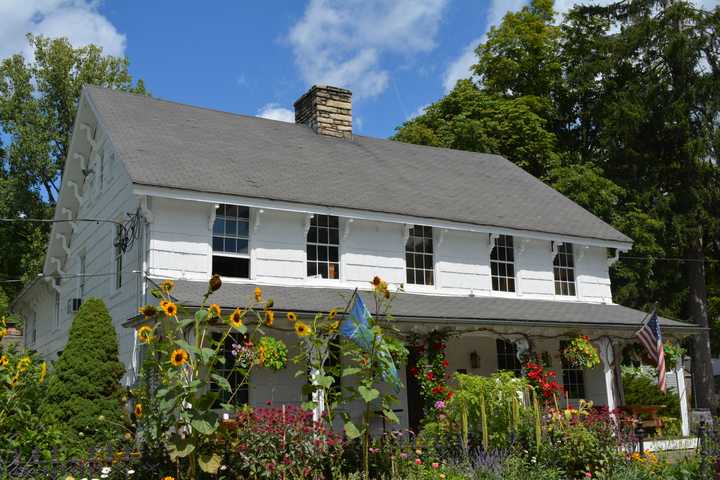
xmin=434 ymin=400 xmax=446 ymax=410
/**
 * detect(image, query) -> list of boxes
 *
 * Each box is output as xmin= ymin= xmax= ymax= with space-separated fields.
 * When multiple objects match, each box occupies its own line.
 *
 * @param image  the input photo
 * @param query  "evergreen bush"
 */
xmin=41 ymin=298 xmax=126 ymax=449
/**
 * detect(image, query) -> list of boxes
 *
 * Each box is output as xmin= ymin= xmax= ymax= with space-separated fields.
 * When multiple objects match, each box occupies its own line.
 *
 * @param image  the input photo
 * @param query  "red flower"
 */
xmin=441 ymin=359 xmax=449 ymax=368
xmin=446 ymin=390 xmax=454 ymax=400
xmin=410 ymin=367 xmax=419 ymax=377
xmin=431 ymin=385 xmax=445 ymax=395
xmin=426 ymin=372 xmax=434 ymax=381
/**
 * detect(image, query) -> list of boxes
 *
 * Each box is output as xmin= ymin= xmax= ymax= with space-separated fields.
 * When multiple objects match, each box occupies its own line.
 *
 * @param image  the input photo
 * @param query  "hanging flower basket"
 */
xmin=561 ymin=335 xmax=600 ymax=369
xmin=257 ymin=336 xmax=288 ymax=371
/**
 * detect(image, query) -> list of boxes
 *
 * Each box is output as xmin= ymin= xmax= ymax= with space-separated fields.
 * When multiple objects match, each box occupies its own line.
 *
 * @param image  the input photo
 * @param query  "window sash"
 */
xmin=490 ymin=235 xmax=515 ymax=292
xmin=560 ymin=340 xmax=586 ymax=399
xmin=306 ymin=215 xmax=340 ymax=279
xmin=553 ymin=243 xmax=576 ymax=296
xmin=405 ymin=225 xmax=434 ymax=285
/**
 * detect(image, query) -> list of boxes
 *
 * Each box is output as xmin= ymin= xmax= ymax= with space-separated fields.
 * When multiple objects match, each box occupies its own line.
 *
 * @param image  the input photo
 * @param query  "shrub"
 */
xmin=622 ymin=368 xmax=680 ymax=418
xmin=224 ymin=405 xmax=343 ymax=479
xmin=40 ymin=298 xmax=126 ymax=450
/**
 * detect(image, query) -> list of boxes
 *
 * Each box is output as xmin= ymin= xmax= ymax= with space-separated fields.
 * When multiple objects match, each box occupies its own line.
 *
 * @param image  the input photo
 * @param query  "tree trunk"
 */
xmin=687 ymin=237 xmax=716 ymax=410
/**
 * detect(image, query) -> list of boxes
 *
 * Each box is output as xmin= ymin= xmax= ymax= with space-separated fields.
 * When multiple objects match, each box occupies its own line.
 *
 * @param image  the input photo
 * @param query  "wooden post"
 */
xmin=676 ymin=363 xmax=690 ymax=436
xmin=598 ymin=337 xmax=617 ymax=411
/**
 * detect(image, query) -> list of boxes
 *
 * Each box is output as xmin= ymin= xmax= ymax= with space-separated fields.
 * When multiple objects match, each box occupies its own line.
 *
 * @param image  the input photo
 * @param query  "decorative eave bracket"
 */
xmin=253 ymin=209 xmax=264 ymax=233
xmin=304 ymin=213 xmax=314 ymax=237
xmin=343 ymin=218 xmax=354 ymax=241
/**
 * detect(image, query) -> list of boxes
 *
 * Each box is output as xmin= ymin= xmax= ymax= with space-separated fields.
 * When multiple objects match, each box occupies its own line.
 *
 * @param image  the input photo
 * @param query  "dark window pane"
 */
xmin=213 ymin=256 xmax=249 ymax=278
xmin=238 ymin=206 xmax=249 ymax=219
xmin=507 ymin=264 xmax=514 ymax=279
xmin=407 ymin=269 xmax=414 ymax=284
xmin=237 ymin=221 xmax=249 ymax=237
xmin=236 ymin=239 xmax=249 ymax=254
xmin=415 ymin=254 xmax=424 ymax=270
xmin=226 ymin=220 xmax=237 ymax=236
xmin=213 ymin=219 xmax=224 ymax=235
xmin=491 ymin=262 xmax=498 ymax=276
xmin=555 ymin=283 xmax=562 ymax=295
xmin=329 ymin=216 xmax=338 ymax=228
xmin=317 ymin=215 xmax=327 ymax=227
xmin=328 ymin=263 xmax=338 ymax=279
xmin=329 ymin=228 xmax=339 ymax=245
xmin=226 ymin=205 xmax=238 ymax=217
xmin=213 ymin=237 xmax=223 ymax=251
xmin=319 ymin=228 xmax=328 ymax=243
xmin=492 ymin=277 xmax=499 ymax=291
xmin=329 ymin=246 xmax=339 ymax=262
xmin=406 ymin=253 xmax=414 ymax=269
xmin=308 ymin=245 xmax=317 ymax=261
xmin=216 ymin=204 xmax=225 ymax=216
xmin=225 ymin=238 xmax=237 ymax=252
xmin=569 ymin=283 xmax=576 ymax=296
xmin=318 ymin=245 xmax=328 ymax=261
xmin=499 ymin=278 xmax=507 ymax=292
xmin=425 ymin=254 xmax=433 ymax=270
xmin=318 ymin=263 xmax=328 ymax=278
xmin=507 ymin=278 xmax=515 ymax=292
xmin=308 ymin=262 xmax=317 ymax=277
xmin=308 ymin=227 xmax=317 ymax=243
xmin=423 ymin=238 xmax=433 ymax=253
xmin=425 ymin=270 xmax=434 ymax=285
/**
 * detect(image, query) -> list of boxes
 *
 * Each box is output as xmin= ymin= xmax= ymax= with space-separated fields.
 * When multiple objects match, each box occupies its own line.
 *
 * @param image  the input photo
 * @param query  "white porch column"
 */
xmin=598 ymin=337 xmax=617 ymax=411
xmin=309 ymin=345 xmax=327 ymax=422
xmin=676 ymin=363 xmax=690 ymax=437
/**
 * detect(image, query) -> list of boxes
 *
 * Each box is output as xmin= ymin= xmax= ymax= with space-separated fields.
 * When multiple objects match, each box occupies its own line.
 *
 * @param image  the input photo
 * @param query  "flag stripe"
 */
xmin=635 ymin=310 xmax=667 ymax=393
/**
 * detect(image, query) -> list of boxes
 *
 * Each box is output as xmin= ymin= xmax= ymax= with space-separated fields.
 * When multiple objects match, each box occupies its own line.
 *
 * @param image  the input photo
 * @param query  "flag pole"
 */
xmin=342 ymin=288 xmax=359 ymax=316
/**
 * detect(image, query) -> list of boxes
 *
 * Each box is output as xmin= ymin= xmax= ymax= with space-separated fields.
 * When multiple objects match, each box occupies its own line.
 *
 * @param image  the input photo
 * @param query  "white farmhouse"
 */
xmin=12 ymin=85 xmax=698 ymax=434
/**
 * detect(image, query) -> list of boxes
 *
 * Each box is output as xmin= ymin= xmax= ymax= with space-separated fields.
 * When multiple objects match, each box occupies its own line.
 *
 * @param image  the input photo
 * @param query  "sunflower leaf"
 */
xmin=199 ymin=452 xmax=222 ymax=474
xmin=211 ymin=374 xmax=231 ymax=392
xmin=195 ymin=310 xmax=208 ymax=323
xmin=344 ymin=421 xmax=362 ymax=439
xmin=175 ymin=339 xmax=200 ymax=356
xmin=358 ymin=385 xmax=380 ymax=403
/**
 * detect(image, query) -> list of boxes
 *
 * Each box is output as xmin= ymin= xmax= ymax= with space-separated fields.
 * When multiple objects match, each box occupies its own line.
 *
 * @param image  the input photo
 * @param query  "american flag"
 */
xmin=635 ymin=309 xmax=667 ymax=392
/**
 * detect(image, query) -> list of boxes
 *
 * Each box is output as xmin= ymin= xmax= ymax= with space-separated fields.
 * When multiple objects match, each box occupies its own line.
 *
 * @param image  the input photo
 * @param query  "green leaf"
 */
xmin=178 ymin=317 xmax=195 ymax=329
xmin=344 ymin=421 xmax=362 ymax=439
xmin=150 ymin=288 xmax=163 ymax=299
xmin=295 ymin=369 xmax=307 ymax=378
xmin=191 ymin=410 xmax=219 ymax=435
xmin=358 ymin=385 xmax=380 ymax=403
xmin=315 ymin=375 xmax=334 ymax=389
xmin=301 ymin=401 xmax=317 ymax=411
xmin=175 ymin=339 xmax=201 ymax=356
xmin=198 ymin=452 xmax=222 ymax=474
xmin=383 ymin=409 xmax=400 ymax=424
xmin=195 ymin=310 xmax=209 ymax=323
xmin=200 ymin=347 xmax=216 ymax=363
xmin=237 ymin=323 xmax=248 ymax=334
xmin=342 ymin=367 xmax=361 ymax=377
xmin=211 ymin=374 xmax=231 ymax=392
xmin=167 ymin=435 xmax=195 ymax=460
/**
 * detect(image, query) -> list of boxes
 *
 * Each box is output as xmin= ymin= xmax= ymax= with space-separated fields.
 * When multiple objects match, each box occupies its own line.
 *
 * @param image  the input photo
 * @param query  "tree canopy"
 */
xmin=394 ymin=0 xmax=720 ymax=407
xmin=0 ymin=35 xmax=146 ymax=299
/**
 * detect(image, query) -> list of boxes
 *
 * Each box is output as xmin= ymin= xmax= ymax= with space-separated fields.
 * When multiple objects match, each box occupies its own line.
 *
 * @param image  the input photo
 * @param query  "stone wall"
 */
xmin=293 ymin=85 xmax=352 ymax=138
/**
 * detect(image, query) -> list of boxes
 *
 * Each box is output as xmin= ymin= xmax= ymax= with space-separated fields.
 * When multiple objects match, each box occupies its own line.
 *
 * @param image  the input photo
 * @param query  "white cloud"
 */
xmin=407 ymin=103 xmax=430 ymax=120
xmin=0 ymin=0 xmax=126 ymax=60
xmin=288 ymin=0 xmax=447 ymax=99
xmin=257 ymin=103 xmax=295 ymax=123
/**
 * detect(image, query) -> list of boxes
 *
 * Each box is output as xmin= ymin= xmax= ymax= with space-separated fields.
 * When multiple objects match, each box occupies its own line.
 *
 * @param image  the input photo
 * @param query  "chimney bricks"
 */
xmin=293 ymin=85 xmax=352 ymax=139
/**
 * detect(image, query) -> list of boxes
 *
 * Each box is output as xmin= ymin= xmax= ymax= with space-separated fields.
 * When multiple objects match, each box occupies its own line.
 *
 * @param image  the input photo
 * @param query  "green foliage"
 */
xmin=0 ymin=35 xmax=146 ymax=298
xmin=40 ymin=298 xmax=126 ymax=450
xmin=257 ymin=335 xmax=288 ymax=371
xmin=0 ymin=343 xmax=61 ymax=459
xmin=622 ymin=368 xmax=680 ymax=418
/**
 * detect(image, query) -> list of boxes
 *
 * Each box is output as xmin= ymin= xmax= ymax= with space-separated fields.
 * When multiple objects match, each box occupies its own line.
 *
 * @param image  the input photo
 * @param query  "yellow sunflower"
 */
xmin=208 ymin=303 xmax=222 ymax=318
xmin=162 ymin=477 xmax=175 ymax=480
xmin=160 ymin=279 xmax=175 ymax=293
xmin=327 ymin=308 xmax=338 ymax=321
xmin=134 ymin=403 xmax=143 ymax=417
xmin=286 ymin=311 xmax=297 ymax=322
xmin=137 ymin=325 xmax=153 ymax=344
xmin=138 ymin=304 xmax=158 ymax=319
xmin=0 ymin=355 xmax=8 ymax=368
xmin=257 ymin=345 xmax=266 ymax=366
xmin=170 ymin=348 xmax=189 ymax=367
xmin=264 ymin=309 xmax=275 ymax=327
xmin=209 ymin=274 xmax=222 ymax=292
xmin=328 ymin=320 xmax=340 ymax=332
xmin=254 ymin=287 xmax=262 ymax=302
xmin=294 ymin=321 xmax=312 ymax=337
xmin=160 ymin=299 xmax=169 ymax=309
xmin=18 ymin=356 xmax=31 ymax=372
xmin=228 ymin=308 xmax=244 ymax=329
xmin=0 ymin=328 xmax=7 ymax=339
xmin=372 ymin=276 xmax=382 ymax=287
xmin=161 ymin=301 xmax=178 ymax=317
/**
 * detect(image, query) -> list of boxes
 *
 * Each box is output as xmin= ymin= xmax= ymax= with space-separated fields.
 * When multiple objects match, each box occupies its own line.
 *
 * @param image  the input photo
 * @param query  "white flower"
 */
xmin=100 ymin=475 xmax=108 ymax=479
xmin=101 ymin=467 xmax=111 ymax=474
xmin=127 ymin=470 xmax=135 ymax=475
xmin=220 ymin=465 xmax=227 ymax=471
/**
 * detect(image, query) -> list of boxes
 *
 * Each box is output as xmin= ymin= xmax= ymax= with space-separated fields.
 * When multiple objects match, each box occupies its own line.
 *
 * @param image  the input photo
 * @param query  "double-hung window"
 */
xmin=490 ymin=235 xmax=515 ymax=292
xmin=306 ymin=215 xmax=339 ymax=279
xmin=405 ymin=225 xmax=434 ymax=285
xmin=560 ymin=340 xmax=586 ymax=399
xmin=212 ymin=205 xmax=250 ymax=278
xmin=553 ymin=243 xmax=576 ymax=296
xmin=211 ymin=332 xmax=249 ymax=406
xmin=496 ymin=339 xmax=521 ymax=375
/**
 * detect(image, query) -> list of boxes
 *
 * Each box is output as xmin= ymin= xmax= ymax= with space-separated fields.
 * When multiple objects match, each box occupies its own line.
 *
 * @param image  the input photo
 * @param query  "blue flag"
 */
xmin=340 ymin=293 xmax=401 ymax=391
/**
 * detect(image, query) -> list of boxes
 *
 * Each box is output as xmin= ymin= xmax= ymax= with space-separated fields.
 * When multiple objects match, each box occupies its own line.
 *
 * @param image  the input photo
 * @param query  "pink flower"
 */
xmin=431 ymin=462 xmax=440 ymax=469
xmin=434 ymin=400 xmax=446 ymax=410
xmin=415 ymin=458 xmax=422 ymax=465
xmin=584 ymin=473 xmax=593 ymax=478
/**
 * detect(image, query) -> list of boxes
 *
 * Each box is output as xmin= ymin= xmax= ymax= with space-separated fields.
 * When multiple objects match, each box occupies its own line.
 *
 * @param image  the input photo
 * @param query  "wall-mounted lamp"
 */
xmin=470 ymin=351 xmax=479 ymax=369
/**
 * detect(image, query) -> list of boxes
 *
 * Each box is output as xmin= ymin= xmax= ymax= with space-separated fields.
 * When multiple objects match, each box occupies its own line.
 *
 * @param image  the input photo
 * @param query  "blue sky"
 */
xmin=2 ymin=0 xmax=716 ymax=138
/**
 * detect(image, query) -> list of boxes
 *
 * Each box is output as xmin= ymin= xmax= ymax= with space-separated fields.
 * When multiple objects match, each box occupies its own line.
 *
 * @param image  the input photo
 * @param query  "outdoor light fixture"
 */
xmin=470 ymin=351 xmax=479 ymax=369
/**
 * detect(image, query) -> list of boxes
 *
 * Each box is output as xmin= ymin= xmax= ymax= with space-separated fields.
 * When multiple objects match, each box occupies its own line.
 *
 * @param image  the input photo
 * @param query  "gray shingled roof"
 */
xmin=85 ymin=86 xmax=631 ymax=245
xmin=166 ymin=280 xmax=695 ymax=332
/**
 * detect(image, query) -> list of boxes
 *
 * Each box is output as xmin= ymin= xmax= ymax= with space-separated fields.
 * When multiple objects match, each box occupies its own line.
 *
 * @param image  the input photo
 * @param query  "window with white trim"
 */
xmin=114 ymin=225 xmax=123 ymax=290
xmin=212 ymin=204 xmax=250 ymax=278
xmin=405 ymin=225 xmax=434 ymax=285
xmin=560 ymin=340 xmax=585 ymax=399
xmin=553 ymin=243 xmax=576 ymax=296
xmin=496 ymin=339 xmax=521 ymax=375
xmin=490 ymin=235 xmax=515 ymax=292
xmin=306 ymin=215 xmax=339 ymax=279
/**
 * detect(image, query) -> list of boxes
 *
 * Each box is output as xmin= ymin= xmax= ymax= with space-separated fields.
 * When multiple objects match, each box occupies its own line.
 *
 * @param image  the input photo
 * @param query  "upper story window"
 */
xmin=405 ymin=225 xmax=434 ymax=286
xmin=490 ymin=235 xmax=515 ymax=292
xmin=212 ymin=204 xmax=250 ymax=278
xmin=496 ymin=339 xmax=521 ymax=375
xmin=553 ymin=243 xmax=576 ymax=296
xmin=307 ymin=215 xmax=339 ymax=279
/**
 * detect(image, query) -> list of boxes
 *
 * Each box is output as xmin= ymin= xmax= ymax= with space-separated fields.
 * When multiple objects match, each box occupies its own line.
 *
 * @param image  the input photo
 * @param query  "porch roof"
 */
xmin=163 ymin=280 xmax=699 ymax=333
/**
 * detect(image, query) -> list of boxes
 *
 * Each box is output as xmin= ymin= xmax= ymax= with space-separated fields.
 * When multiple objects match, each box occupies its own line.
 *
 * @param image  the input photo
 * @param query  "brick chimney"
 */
xmin=293 ymin=85 xmax=352 ymax=139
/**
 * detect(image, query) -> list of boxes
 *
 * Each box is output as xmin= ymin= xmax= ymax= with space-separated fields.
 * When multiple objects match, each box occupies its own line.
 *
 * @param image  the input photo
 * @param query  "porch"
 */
xmin=133 ymin=278 xmax=700 ymax=437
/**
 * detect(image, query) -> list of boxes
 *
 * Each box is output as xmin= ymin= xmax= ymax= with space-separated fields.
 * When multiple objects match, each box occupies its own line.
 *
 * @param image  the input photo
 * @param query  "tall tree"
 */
xmin=0 ymin=35 xmax=146 ymax=294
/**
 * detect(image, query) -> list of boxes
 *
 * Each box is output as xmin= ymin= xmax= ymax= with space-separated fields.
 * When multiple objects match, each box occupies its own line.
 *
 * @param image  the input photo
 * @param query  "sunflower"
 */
xmin=294 ymin=321 xmax=312 ymax=337
xmin=228 ymin=308 xmax=244 ymax=329
xmin=257 ymin=345 xmax=266 ymax=366
xmin=138 ymin=304 xmax=158 ymax=319
xmin=254 ymin=287 xmax=262 ymax=302
xmin=134 ymin=403 xmax=143 ymax=417
xmin=39 ymin=362 xmax=47 ymax=384
xmin=328 ymin=320 xmax=340 ymax=332
xmin=209 ymin=274 xmax=222 ymax=292
xmin=170 ymin=348 xmax=189 ymax=367
xmin=161 ymin=301 xmax=178 ymax=317
xmin=372 ymin=276 xmax=382 ymax=287
xmin=208 ymin=303 xmax=222 ymax=318
xmin=162 ymin=477 xmax=175 ymax=480
xmin=18 ymin=356 xmax=31 ymax=372
xmin=137 ymin=325 xmax=153 ymax=344
xmin=264 ymin=309 xmax=275 ymax=327
xmin=327 ymin=308 xmax=338 ymax=321
xmin=160 ymin=279 xmax=175 ymax=293
xmin=286 ymin=311 xmax=297 ymax=322
xmin=0 ymin=355 xmax=8 ymax=368
xmin=0 ymin=328 xmax=7 ymax=339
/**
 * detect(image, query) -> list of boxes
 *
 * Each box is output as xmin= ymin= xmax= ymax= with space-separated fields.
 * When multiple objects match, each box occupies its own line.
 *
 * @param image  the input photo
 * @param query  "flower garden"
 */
xmin=0 ymin=276 xmax=710 ymax=479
